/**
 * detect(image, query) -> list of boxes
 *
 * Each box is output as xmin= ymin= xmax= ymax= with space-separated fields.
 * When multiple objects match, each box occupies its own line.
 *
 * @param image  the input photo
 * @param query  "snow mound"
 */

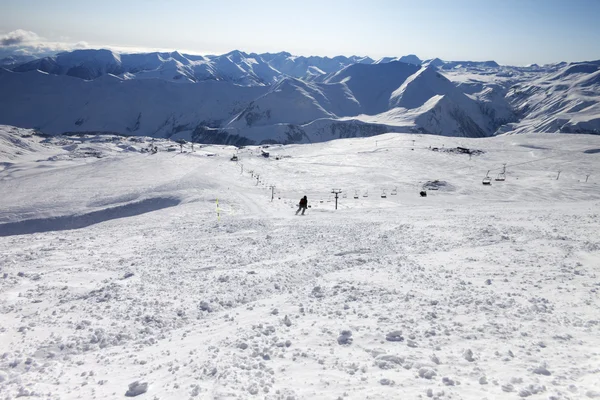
xmin=0 ymin=125 xmax=49 ymax=161
xmin=422 ymin=180 xmax=455 ymax=192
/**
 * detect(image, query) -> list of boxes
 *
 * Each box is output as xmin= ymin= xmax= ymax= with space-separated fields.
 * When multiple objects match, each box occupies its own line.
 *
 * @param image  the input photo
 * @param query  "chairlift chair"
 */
xmin=381 ymin=189 xmax=387 ymax=198
xmin=495 ymin=172 xmax=506 ymax=181
xmin=391 ymin=186 xmax=398 ymax=195
xmin=354 ymin=190 xmax=359 ymax=199
xmin=363 ymin=190 xmax=369 ymax=198
xmin=482 ymin=170 xmax=492 ymax=185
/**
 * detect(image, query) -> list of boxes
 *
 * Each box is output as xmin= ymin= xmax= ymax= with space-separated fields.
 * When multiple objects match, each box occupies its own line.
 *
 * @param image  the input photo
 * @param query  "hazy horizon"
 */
xmin=1 ymin=0 xmax=600 ymax=65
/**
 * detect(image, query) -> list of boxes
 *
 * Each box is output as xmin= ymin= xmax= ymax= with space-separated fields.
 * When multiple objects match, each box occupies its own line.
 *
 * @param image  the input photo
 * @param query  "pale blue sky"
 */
xmin=1 ymin=0 xmax=599 ymax=65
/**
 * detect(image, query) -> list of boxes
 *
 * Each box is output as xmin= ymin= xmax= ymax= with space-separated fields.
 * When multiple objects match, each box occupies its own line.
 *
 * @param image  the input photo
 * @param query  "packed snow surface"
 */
xmin=1 ymin=125 xmax=599 ymax=399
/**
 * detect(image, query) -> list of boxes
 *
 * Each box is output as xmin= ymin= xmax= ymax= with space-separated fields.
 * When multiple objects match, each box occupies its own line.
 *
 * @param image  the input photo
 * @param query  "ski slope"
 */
xmin=1 ymin=125 xmax=599 ymax=399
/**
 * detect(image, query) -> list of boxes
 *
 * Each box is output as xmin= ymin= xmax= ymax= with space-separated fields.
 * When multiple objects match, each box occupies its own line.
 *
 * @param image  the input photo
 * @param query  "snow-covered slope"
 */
xmin=14 ymin=49 xmax=124 ymax=80
xmin=226 ymin=78 xmax=361 ymax=129
xmin=10 ymin=49 xmax=374 ymax=86
xmin=439 ymin=60 xmax=500 ymax=70
xmin=293 ymin=65 xmax=502 ymax=139
xmin=0 ymin=55 xmax=36 ymax=67
xmin=323 ymin=61 xmax=421 ymax=115
xmin=0 ymin=125 xmax=51 ymax=161
xmin=1 ymin=126 xmax=599 ymax=399
xmin=12 ymin=49 xmax=282 ymax=86
xmin=385 ymin=66 xmax=495 ymax=136
xmin=373 ymin=55 xmax=421 ymax=66
xmin=259 ymin=52 xmax=374 ymax=79
xmin=206 ymin=50 xmax=282 ymax=86
xmin=506 ymin=62 xmax=600 ymax=134
xmin=0 ymin=61 xmax=503 ymax=143
xmin=3 ymin=49 xmax=600 ymax=143
xmin=0 ymin=68 xmax=267 ymax=141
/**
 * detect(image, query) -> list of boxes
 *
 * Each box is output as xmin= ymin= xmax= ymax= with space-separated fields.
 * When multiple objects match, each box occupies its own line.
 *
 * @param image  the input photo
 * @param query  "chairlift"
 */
xmin=363 ymin=190 xmax=369 ymax=198
xmin=354 ymin=190 xmax=359 ymax=199
xmin=482 ymin=170 xmax=492 ymax=185
xmin=230 ymin=154 xmax=238 ymax=161
xmin=391 ymin=186 xmax=398 ymax=195
xmin=381 ymin=189 xmax=387 ymax=198
xmin=495 ymin=164 xmax=506 ymax=181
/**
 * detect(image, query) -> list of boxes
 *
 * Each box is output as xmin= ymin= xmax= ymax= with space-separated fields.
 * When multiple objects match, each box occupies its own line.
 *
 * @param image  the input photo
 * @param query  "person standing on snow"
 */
xmin=296 ymin=196 xmax=308 ymax=215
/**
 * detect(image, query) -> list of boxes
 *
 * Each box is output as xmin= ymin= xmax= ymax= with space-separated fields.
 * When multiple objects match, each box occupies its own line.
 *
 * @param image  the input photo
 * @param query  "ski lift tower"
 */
xmin=331 ymin=189 xmax=342 ymax=210
xmin=269 ymin=185 xmax=276 ymax=201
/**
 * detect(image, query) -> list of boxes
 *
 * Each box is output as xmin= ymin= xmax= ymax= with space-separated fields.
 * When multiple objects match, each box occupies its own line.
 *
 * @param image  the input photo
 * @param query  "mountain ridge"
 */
xmin=1 ymin=49 xmax=600 ymax=143
xmin=10 ymin=48 xmax=519 ymax=85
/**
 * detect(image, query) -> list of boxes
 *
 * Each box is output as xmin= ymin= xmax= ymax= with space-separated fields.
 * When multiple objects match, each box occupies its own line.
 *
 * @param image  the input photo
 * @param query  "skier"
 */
xmin=295 ymin=195 xmax=308 ymax=215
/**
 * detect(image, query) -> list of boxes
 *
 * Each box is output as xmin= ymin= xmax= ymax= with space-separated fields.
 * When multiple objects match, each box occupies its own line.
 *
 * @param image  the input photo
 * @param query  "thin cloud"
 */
xmin=0 ymin=29 xmax=215 ymax=60
xmin=0 ymin=29 xmax=39 ymax=46
xmin=0 ymin=30 xmax=92 ymax=59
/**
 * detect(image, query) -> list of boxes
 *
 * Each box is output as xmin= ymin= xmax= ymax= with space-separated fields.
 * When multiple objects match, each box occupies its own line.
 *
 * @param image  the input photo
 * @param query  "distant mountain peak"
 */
xmin=224 ymin=50 xmax=250 ymax=59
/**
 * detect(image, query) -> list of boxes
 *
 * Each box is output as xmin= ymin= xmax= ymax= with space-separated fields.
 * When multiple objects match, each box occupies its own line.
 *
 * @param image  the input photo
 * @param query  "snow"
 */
xmin=2 ymin=49 xmax=600 ymax=143
xmin=10 ymin=49 xmax=376 ymax=86
xmin=0 ymin=68 xmax=267 ymax=138
xmin=506 ymin=62 xmax=600 ymax=135
xmin=1 ymin=125 xmax=599 ymax=399
xmin=0 ymin=62 xmax=502 ymax=142
xmin=390 ymin=66 xmax=457 ymax=109
xmin=324 ymin=61 xmax=421 ymax=115
xmin=225 ymin=78 xmax=361 ymax=130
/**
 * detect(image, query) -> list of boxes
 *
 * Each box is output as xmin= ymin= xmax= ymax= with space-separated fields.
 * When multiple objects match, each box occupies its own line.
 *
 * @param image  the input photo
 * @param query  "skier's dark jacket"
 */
xmin=299 ymin=196 xmax=308 ymax=208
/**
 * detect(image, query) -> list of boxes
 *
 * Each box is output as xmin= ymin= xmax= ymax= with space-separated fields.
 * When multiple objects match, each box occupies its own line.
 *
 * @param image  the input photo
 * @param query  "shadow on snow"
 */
xmin=0 ymin=197 xmax=181 ymax=237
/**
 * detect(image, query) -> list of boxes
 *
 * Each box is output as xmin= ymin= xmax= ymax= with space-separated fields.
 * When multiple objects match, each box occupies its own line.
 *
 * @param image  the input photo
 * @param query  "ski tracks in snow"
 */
xmin=1 ymin=135 xmax=600 ymax=399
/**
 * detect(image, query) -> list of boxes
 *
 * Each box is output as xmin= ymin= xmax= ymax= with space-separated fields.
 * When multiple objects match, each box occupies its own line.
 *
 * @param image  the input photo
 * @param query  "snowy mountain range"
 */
xmin=1 ymin=49 xmax=599 ymax=144
xmin=10 ymin=49 xmax=374 ymax=84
